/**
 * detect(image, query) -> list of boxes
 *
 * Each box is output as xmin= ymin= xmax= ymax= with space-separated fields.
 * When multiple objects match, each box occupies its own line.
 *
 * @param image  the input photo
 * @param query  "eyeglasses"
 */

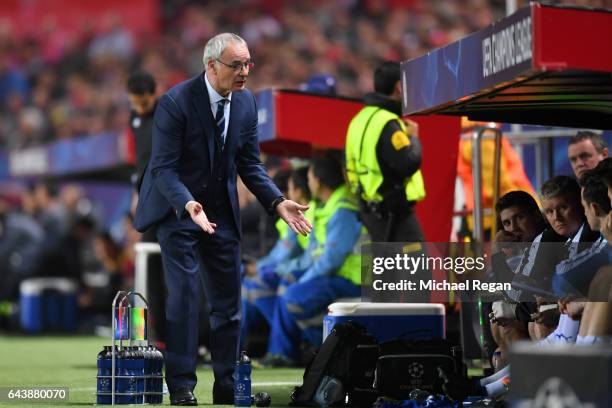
xmin=215 ymin=58 xmax=254 ymax=72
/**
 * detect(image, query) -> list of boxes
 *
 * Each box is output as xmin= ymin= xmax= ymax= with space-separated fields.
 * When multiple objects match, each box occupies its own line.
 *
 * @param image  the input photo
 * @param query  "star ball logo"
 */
xmin=408 ymin=362 xmax=424 ymax=379
xmin=236 ymin=383 xmax=246 ymax=394
xmin=532 ymin=377 xmax=594 ymax=408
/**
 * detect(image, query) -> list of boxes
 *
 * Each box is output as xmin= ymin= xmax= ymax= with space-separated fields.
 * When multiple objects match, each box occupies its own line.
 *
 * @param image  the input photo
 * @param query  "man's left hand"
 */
xmin=276 ymin=200 xmax=312 ymax=236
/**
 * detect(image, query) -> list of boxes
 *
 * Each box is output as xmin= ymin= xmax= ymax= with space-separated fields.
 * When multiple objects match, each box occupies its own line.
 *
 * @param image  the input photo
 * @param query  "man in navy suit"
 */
xmin=133 ymin=33 xmax=311 ymax=406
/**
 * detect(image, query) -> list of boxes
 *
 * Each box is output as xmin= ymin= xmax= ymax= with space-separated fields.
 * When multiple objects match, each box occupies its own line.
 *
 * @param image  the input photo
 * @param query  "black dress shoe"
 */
xmin=212 ymin=387 xmax=233 ymax=405
xmin=170 ymin=389 xmax=198 ymax=406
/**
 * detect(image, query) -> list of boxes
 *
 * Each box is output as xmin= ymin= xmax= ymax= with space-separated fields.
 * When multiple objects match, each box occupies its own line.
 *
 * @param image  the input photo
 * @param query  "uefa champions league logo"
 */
xmin=529 ymin=377 xmax=595 ymax=408
xmin=408 ymin=362 xmax=424 ymax=379
xmin=236 ymin=383 xmax=246 ymax=394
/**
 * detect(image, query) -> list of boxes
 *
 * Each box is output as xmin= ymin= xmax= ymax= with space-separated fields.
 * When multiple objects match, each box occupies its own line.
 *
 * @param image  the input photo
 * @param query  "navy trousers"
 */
xmin=157 ymin=210 xmax=241 ymax=393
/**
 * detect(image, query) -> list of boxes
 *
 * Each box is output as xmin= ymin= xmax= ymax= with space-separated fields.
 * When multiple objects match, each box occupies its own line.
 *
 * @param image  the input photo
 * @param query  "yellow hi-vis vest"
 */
xmin=346 ymin=106 xmax=426 ymax=203
xmin=312 ymin=185 xmax=365 ymax=285
xmin=275 ymin=218 xmax=289 ymax=240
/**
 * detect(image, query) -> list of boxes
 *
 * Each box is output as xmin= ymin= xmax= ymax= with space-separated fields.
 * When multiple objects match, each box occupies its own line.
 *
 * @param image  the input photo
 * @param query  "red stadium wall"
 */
xmin=413 ymin=116 xmax=460 ymax=242
xmin=0 ymin=0 xmax=159 ymax=39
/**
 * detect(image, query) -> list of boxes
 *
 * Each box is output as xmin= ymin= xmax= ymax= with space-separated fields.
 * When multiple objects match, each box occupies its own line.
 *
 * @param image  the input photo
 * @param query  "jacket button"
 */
xmin=202 ymin=184 xmax=208 ymax=189
xmin=217 ymin=177 xmax=223 ymax=182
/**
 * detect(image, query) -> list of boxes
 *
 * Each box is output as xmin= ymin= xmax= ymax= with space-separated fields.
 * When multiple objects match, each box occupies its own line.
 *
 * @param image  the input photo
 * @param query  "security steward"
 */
xmin=346 ymin=61 xmax=426 ymax=242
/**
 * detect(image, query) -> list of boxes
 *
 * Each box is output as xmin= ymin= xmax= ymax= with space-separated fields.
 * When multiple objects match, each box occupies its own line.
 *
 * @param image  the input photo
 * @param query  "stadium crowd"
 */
xmin=0 ymin=0 xmax=509 ymax=150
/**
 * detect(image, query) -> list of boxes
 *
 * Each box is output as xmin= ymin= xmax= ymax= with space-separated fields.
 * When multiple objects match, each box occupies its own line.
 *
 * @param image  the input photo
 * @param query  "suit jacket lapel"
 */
xmin=191 ymin=74 xmax=216 ymax=174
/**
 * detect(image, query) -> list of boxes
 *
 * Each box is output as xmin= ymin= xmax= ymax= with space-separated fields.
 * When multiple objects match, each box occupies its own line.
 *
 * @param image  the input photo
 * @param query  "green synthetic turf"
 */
xmin=0 ymin=335 xmax=302 ymax=407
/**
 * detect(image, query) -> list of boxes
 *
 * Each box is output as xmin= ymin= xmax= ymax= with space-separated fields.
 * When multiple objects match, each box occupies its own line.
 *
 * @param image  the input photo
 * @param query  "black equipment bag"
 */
xmin=374 ymin=339 xmax=466 ymax=400
xmin=290 ymin=321 xmax=378 ymax=407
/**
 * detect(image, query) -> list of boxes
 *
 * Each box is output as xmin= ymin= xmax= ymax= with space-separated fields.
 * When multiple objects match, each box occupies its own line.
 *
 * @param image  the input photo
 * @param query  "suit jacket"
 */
xmin=133 ymin=74 xmax=281 ymax=234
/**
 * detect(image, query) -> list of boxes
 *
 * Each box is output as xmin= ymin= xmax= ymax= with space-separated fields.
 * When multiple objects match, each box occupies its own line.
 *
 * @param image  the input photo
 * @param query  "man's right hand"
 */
xmin=185 ymin=201 xmax=216 ymax=234
xmin=492 ymin=230 xmax=519 ymax=257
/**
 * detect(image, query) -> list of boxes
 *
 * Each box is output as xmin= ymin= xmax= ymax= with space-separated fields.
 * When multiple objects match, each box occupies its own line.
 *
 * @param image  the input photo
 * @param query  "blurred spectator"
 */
xmin=0 ymin=48 xmax=30 ymax=107
xmin=31 ymin=182 xmax=85 ymax=285
xmin=0 ymin=197 xmax=44 ymax=301
xmin=78 ymin=231 xmax=126 ymax=314
xmin=127 ymin=70 xmax=158 ymax=191
xmin=88 ymin=14 xmax=135 ymax=62
xmin=300 ymin=73 xmax=337 ymax=94
xmin=33 ymin=181 xmax=69 ymax=239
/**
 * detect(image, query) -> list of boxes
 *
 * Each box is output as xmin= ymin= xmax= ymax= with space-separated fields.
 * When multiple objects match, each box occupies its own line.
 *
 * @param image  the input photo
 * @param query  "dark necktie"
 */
xmin=215 ymin=99 xmax=228 ymax=150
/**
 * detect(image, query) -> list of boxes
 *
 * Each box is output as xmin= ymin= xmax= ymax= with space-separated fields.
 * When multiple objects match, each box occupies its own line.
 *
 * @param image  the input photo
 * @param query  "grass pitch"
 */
xmin=0 ymin=335 xmax=303 ymax=407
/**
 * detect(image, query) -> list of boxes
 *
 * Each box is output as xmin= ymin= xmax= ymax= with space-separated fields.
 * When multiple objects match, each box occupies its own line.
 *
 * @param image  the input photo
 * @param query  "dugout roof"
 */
xmin=401 ymin=3 xmax=612 ymax=130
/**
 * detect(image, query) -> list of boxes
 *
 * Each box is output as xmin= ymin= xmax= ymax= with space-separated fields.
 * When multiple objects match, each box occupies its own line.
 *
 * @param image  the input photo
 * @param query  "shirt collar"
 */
xmin=570 ymin=223 xmax=585 ymax=243
xmin=204 ymin=72 xmax=232 ymax=105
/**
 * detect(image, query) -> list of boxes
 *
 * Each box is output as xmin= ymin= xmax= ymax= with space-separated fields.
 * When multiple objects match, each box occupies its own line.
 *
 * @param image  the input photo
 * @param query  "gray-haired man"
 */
xmin=134 ymin=33 xmax=311 ymax=406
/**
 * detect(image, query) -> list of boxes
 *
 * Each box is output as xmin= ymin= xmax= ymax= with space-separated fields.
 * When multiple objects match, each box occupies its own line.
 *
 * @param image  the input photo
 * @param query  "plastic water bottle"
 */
xmin=145 ymin=346 xmax=163 ymax=404
xmin=97 ymin=346 xmax=111 ymax=376
xmin=116 ymin=347 xmax=134 ymax=404
xmin=144 ymin=346 xmax=162 ymax=404
xmin=234 ymin=351 xmax=251 ymax=407
xmin=132 ymin=347 xmax=145 ymax=403
xmin=96 ymin=346 xmax=111 ymax=404
xmin=143 ymin=346 xmax=152 ymax=402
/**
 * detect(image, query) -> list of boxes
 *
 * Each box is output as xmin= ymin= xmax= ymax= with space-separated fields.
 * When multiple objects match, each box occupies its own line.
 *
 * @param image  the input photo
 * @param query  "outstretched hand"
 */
xmin=276 ymin=200 xmax=312 ymax=236
xmin=185 ymin=201 xmax=217 ymax=234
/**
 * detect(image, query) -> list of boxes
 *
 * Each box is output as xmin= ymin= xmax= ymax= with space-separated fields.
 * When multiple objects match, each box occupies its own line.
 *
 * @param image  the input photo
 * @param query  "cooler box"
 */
xmin=323 ymin=302 xmax=445 ymax=342
xmin=20 ymin=278 xmax=77 ymax=332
